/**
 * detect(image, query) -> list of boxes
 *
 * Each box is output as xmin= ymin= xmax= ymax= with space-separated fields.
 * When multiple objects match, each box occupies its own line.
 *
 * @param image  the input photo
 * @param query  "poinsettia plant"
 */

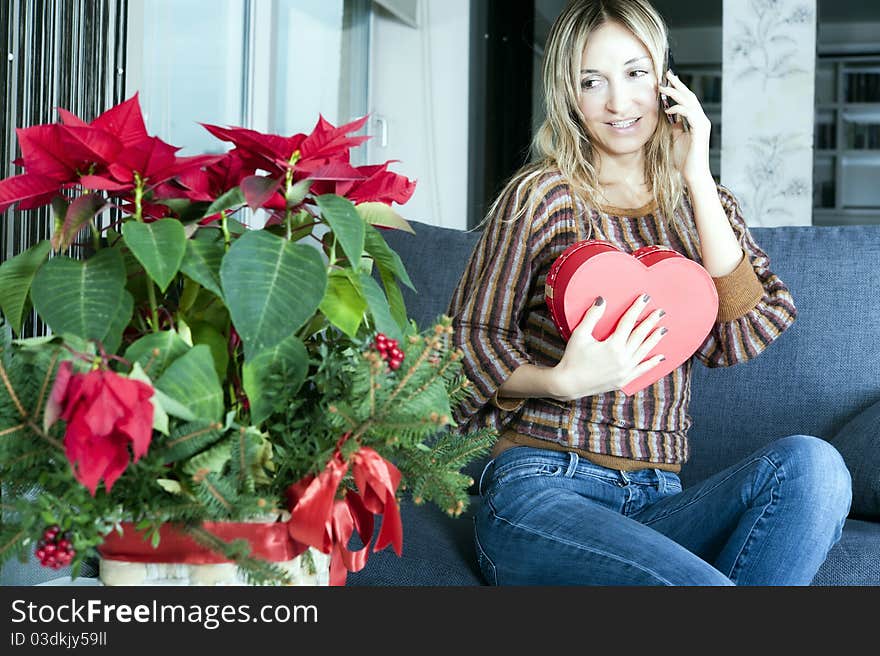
xmin=0 ymin=95 xmax=493 ymax=585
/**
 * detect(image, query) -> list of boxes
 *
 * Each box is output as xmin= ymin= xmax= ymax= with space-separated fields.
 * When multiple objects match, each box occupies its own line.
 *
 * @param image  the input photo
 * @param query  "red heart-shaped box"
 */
xmin=545 ymin=240 xmax=719 ymax=395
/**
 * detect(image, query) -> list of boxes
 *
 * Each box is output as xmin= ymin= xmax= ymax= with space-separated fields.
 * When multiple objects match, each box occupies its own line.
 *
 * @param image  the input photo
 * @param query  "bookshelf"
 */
xmin=677 ymin=66 xmax=722 ymax=183
xmin=813 ymin=55 xmax=880 ymax=226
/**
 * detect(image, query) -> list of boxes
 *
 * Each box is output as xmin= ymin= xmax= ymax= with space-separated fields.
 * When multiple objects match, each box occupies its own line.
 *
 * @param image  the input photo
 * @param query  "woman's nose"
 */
xmin=605 ymin=82 xmax=631 ymax=114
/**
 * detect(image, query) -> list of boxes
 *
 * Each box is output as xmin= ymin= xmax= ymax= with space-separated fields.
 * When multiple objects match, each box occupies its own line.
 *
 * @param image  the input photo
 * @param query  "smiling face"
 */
xmin=577 ymin=20 xmax=660 ymax=161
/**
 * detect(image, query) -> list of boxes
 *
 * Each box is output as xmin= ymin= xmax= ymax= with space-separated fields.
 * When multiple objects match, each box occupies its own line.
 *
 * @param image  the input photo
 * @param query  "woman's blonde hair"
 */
xmin=479 ymin=0 xmax=691 ymax=242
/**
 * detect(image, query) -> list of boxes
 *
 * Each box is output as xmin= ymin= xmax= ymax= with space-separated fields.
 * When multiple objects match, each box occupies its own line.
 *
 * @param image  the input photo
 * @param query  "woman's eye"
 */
xmin=629 ymin=69 xmax=649 ymax=78
xmin=581 ymin=78 xmax=600 ymax=90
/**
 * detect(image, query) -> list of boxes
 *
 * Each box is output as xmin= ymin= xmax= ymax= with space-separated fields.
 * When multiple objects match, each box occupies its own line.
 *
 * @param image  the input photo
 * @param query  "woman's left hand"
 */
xmin=659 ymin=70 xmax=712 ymax=185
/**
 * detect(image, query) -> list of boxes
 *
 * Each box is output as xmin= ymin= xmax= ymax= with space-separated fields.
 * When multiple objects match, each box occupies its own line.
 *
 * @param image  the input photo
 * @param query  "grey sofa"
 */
xmin=347 ymin=220 xmax=880 ymax=586
xmin=4 ymin=221 xmax=879 ymax=586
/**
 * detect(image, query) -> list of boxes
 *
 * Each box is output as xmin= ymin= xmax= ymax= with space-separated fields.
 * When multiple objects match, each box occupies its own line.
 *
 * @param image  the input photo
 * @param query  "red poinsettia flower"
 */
xmin=202 ymin=115 xmax=369 ymax=179
xmin=0 ymin=96 xmax=148 ymax=213
xmin=45 ymin=362 xmax=155 ymax=496
xmin=334 ymin=162 xmax=416 ymax=205
xmin=0 ymin=94 xmax=221 ymax=214
xmin=201 ymin=115 xmax=415 ymax=213
xmin=165 ymin=150 xmax=254 ymax=203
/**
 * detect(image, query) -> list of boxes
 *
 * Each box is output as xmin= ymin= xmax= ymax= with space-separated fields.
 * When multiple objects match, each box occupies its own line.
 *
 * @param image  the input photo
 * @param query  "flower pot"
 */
xmin=97 ymin=517 xmax=329 ymax=586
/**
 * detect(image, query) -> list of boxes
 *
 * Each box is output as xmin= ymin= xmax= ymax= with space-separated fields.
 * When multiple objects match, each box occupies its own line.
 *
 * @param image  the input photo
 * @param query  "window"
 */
xmin=126 ymin=0 xmax=369 ymax=154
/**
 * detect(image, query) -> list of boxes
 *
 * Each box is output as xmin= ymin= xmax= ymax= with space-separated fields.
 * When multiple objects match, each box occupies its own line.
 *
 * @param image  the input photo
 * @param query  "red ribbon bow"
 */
xmin=286 ymin=436 xmax=403 ymax=586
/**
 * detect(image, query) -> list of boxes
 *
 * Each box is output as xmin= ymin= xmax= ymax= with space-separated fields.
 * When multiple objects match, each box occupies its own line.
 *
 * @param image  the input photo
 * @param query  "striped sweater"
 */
xmin=446 ymin=171 xmax=797 ymax=467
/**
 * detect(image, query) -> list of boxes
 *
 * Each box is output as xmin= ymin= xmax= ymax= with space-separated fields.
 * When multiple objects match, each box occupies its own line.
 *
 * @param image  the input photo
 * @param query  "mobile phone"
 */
xmin=661 ymin=48 xmax=690 ymax=132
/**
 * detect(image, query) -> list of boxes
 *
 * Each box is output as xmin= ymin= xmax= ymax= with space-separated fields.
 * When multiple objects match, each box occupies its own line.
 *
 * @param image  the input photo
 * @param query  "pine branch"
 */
xmin=191 ymin=472 xmax=238 ymax=516
xmin=397 ymin=427 xmax=495 ymax=516
xmin=159 ymin=421 xmax=225 ymax=463
xmin=0 ymin=354 xmax=27 ymax=418
xmin=0 ymin=526 xmax=29 ymax=568
xmin=229 ymin=426 xmax=260 ymax=494
xmin=32 ymin=350 xmax=60 ymax=419
xmin=0 ymin=423 xmax=25 ymax=438
xmin=185 ymin=524 xmax=292 ymax=585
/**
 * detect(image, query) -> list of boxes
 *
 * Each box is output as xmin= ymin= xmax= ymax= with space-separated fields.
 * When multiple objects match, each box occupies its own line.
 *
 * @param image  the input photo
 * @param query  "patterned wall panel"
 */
xmin=721 ymin=0 xmax=816 ymax=227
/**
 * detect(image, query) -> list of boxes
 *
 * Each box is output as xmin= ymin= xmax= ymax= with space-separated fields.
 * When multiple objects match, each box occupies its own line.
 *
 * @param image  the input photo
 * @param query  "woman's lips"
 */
xmin=606 ymin=117 xmax=641 ymax=133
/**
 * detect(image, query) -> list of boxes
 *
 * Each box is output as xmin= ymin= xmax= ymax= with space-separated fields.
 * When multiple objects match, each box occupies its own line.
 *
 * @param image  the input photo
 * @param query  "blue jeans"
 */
xmin=474 ymin=435 xmax=852 ymax=585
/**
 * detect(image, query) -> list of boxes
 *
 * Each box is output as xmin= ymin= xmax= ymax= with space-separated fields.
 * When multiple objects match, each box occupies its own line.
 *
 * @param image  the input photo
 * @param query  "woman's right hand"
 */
xmin=550 ymin=294 xmax=667 ymax=401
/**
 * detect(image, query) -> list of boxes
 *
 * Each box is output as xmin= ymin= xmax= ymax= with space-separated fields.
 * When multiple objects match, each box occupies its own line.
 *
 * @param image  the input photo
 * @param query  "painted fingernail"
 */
xmin=660 ymin=355 xmax=666 ymax=362
xmin=642 ymin=293 xmax=651 ymax=303
xmin=660 ymin=327 xmax=668 ymax=335
xmin=658 ymin=310 xmax=666 ymax=317
xmin=594 ymin=296 xmax=605 ymax=307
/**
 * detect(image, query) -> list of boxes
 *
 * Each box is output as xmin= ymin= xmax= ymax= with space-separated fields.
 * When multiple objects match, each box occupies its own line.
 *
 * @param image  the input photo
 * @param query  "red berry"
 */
xmin=58 ymin=539 xmax=70 ymax=550
xmin=44 ymin=544 xmax=56 ymax=554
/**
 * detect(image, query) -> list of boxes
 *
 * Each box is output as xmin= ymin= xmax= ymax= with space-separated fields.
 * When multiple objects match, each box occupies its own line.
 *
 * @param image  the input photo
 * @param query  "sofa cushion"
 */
xmin=830 ymin=398 xmax=880 ymax=518
xmin=347 ymin=497 xmax=880 ymax=586
xmin=685 ymin=225 xmax=880 ymax=487
xmin=346 ymin=496 xmax=483 ymax=586
xmin=813 ymin=518 xmax=880 ymax=585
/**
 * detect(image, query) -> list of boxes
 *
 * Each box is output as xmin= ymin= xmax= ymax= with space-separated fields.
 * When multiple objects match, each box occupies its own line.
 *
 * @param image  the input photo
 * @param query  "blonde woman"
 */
xmin=448 ymin=0 xmax=851 ymax=585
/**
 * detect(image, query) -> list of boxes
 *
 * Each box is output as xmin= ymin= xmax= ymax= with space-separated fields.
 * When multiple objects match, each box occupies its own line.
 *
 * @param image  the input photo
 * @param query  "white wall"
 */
xmin=367 ymin=0 xmax=470 ymax=229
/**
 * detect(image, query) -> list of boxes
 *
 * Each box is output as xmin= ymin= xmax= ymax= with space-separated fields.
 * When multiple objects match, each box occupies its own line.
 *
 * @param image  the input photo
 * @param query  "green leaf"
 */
xmin=156 ymin=479 xmax=182 ymax=494
xmin=242 ymin=175 xmax=281 ymax=210
xmin=51 ymin=196 xmax=69 ymax=224
xmin=355 ymin=202 xmax=415 ymax=233
xmin=149 ymin=386 xmax=197 ymax=422
xmin=220 ymin=230 xmax=327 ymax=358
xmin=315 ymin=194 xmax=365 ymax=269
xmin=242 ymin=334 xmax=308 ymax=425
xmin=320 ymin=270 xmax=366 ymax=338
xmin=155 ymin=344 xmax=224 ymax=422
xmin=378 ymin=263 xmax=408 ymax=330
xmin=180 ymin=238 xmax=225 ymax=298
xmin=205 ymin=186 xmax=245 ymax=217
xmin=31 ymin=248 xmax=132 ymax=345
xmin=122 ymin=218 xmax=187 ymax=292
xmin=189 ymin=320 xmax=229 ymax=382
xmin=101 ymin=291 xmax=134 ymax=354
xmin=0 ymin=240 xmax=51 ymax=335
xmin=286 ymin=178 xmax=312 ymax=208
xmin=52 ymin=193 xmax=106 ymax=251
xmin=124 ymin=330 xmax=189 ymax=379
xmin=365 ymin=223 xmax=415 ymax=291
xmin=128 ymin=363 xmax=168 ymax=435
xmin=358 ymin=271 xmax=403 ymax=342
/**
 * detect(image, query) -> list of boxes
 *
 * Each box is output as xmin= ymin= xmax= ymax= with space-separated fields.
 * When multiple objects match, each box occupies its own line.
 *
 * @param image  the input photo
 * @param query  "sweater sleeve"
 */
xmin=446 ymin=183 xmax=541 ymax=434
xmin=694 ymin=185 xmax=797 ymax=368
